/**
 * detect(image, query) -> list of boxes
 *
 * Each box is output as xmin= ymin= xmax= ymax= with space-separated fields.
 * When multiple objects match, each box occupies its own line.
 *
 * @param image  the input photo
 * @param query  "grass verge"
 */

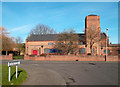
xmin=2 ymin=64 xmax=27 ymax=86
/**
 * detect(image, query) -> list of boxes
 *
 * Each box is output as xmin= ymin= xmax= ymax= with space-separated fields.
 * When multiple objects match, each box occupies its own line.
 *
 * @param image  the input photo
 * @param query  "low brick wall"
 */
xmin=78 ymin=55 xmax=119 ymax=61
xmin=24 ymin=55 xmax=119 ymax=61
xmin=1 ymin=54 xmax=13 ymax=60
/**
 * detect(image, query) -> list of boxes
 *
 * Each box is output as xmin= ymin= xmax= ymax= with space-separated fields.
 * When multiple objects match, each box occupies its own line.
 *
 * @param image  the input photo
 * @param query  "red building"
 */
xmin=25 ymin=14 xmax=119 ymax=56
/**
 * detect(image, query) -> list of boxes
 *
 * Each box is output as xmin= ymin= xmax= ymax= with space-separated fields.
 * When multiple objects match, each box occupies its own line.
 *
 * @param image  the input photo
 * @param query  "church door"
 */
xmin=33 ymin=50 xmax=38 ymax=55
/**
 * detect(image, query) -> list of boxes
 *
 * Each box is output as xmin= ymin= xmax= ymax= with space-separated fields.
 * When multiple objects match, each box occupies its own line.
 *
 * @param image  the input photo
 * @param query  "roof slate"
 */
xmin=88 ymin=14 xmax=98 ymax=16
xmin=109 ymin=44 xmax=120 ymax=47
xmin=26 ymin=33 xmax=106 ymax=41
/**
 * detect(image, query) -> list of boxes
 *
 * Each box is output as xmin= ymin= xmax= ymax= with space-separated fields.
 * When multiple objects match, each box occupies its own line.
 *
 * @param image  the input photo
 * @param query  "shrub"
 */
xmin=48 ymin=53 xmax=61 ymax=55
xmin=29 ymin=55 xmax=36 ymax=57
xmin=87 ymin=53 xmax=91 ymax=55
xmin=40 ymin=53 xmax=47 ymax=57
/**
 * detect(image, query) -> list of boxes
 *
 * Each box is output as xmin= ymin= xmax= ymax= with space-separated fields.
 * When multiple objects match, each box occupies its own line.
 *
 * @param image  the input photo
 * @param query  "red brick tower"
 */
xmin=85 ymin=14 xmax=101 ymax=55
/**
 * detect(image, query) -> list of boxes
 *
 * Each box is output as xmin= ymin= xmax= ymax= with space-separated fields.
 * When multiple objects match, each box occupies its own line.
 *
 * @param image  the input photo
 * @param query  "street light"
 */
xmin=106 ymin=28 xmax=109 ymax=62
xmin=41 ymin=45 xmax=43 ymax=54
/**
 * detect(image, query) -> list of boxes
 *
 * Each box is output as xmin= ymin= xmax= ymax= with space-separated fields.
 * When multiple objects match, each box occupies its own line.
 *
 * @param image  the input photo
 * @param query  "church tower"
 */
xmin=85 ymin=14 xmax=101 ymax=55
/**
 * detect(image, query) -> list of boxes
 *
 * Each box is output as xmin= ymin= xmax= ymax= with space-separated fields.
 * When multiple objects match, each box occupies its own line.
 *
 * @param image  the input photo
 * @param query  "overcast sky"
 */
xmin=2 ymin=2 xmax=118 ymax=43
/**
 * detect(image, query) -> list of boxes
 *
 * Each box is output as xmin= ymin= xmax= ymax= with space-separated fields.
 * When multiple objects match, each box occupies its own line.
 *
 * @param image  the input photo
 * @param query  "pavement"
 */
xmin=2 ymin=60 xmax=119 ymax=85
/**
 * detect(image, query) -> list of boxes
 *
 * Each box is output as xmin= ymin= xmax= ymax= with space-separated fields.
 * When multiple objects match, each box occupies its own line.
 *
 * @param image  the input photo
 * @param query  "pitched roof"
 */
xmin=109 ymin=44 xmax=120 ymax=47
xmin=27 ymin=34 xmax=58 ymax=41
xmin=26 ymin=33 xmax=106 ymax=41
xmin=101 ymin=33 xmax=106 ymax=39
xmin=88 ymin=14 xmax=98 ymax=16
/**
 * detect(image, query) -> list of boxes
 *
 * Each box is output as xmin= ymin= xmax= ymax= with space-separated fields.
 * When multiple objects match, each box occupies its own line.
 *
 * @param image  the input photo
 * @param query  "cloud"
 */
xmin=10 ymin=24 xmax=30 ymax=32
xmin=8 ymin=24 xmax=35 ymax=43
xmin=9 ymin=24 xmax=35 ymax=37
xmin=9 ymin=24 xmax=36 ymax=34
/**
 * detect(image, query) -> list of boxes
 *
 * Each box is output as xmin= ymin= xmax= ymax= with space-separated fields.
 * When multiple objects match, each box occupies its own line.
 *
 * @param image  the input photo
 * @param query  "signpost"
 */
xmin=8 ymin=61 xmax=20 ymax=82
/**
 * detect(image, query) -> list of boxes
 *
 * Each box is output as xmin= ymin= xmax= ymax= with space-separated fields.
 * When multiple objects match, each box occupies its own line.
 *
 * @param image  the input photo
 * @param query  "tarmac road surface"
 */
xmin=2 ymin=60 xmax=118 ymax=85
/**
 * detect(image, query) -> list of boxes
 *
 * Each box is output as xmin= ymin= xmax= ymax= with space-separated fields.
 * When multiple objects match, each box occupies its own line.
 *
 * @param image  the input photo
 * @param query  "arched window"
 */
xmin=92 ymin=48 xmax=95 ymax=54
xmin=108 ymin=49 xmax=110 ymax=53
xmin=79 ymin=48 xmax=85 ymax=54
xmin=27 ymin=47 xmax=28 ymax=53
xmin=101 ymin=43 xmax=103 ymax=49
xmin=78 ymin=41 xmax=83 ymax=45
xmin=71 ymin=49 xmax=73 ymax=54
xmin=48 ymin=43 xmax=53 ymax=45
xmin=104 ymin=49 xmax=110 ymax=53
xmin=57 ymin=50 xmax=62 ymax=54
xmin=118 ymin=50 xmax=120 ymax=54
xmin=44 ymin=48 xmax=50 ymax=53
xmin=50 ymin=49 xmax=56 ymax=53
xmin=39 ymin=48 xmax=41 ymax=54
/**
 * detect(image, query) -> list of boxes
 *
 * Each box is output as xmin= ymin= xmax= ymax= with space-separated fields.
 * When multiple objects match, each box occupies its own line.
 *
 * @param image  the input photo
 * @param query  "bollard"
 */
xmin=8 ymin=65 xmax=11 ymax=82
xmin=16 ymin=65 xmax=17 ymax=78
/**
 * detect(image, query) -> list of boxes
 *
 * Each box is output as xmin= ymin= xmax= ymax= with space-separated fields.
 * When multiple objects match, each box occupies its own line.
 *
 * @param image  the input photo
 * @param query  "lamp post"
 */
xmin=85 ymin=44 xmax=87 ymax=55
xmin=41 ymin=45 xmax=43 ymax=54
xmin=106 ymin=28 xmax=109 ymax=62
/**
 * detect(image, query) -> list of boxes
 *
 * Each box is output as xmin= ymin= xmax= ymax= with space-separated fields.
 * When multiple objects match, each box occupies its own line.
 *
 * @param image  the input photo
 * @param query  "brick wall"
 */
xmin=1 ymin=54 xmax=13 ymax=60
xmin=24 ymin=55 xmax=119 ymax=61
xmin=25 ymin=40 xmax=55 ymax=55
xmin=26 ymin=40 xmax=86 ymax=56
xmin=102 ymin=46 xmax=119 ymax=56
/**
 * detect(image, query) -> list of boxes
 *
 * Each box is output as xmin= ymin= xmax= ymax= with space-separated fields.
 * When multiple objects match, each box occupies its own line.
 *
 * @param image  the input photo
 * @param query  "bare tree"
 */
xmin=29 ymin=24 xmax=57 ymax=35
xmin=15 ymin=37 xmax=23 ymax=44
xmin=54 ymin=28 xmax=79 ymax=55
xmin=0 ymin=26 xmax=16 ymax=55
xmin=86 ymin=26 xmax=101 ymax=55
xmin=15 ymin=36 xmax=23 ymax=55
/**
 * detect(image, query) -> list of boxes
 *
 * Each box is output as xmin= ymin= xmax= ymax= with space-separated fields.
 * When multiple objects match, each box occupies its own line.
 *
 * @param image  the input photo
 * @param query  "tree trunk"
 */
xmin=90 ymin=46 xmax=94 ymax=55
xmin=67 ymin=50 xmax=70 ymax=55
xmin=18 ymin=51 xmax=20 ymax=55
xmin=91 ymin=49 xmax=92 ymax=55
xmin=0 ymin=51 xmax=1 ymax=55
xmin=6 ymin=51 xmax=7 ymax=55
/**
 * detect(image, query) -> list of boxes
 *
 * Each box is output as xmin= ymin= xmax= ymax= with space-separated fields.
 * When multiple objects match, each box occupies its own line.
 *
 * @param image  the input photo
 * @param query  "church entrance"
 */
xmin=32 ymin=50 xmax=38 ymax=55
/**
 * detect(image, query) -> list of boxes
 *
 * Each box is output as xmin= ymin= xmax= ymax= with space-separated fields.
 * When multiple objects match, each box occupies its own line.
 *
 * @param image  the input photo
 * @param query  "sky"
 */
xmin=2 ymin=2 xmax=118 ymax=43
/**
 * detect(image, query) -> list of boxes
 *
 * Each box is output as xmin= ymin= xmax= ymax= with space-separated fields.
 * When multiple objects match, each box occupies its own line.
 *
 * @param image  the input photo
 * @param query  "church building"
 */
xmin=25 ymin=14 xmax=119 ymax=56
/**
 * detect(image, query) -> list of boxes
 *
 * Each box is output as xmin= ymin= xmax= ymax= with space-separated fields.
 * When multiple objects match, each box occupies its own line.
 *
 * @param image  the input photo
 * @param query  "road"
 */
xmin=2 ymin=60 xmax=118 ymax=85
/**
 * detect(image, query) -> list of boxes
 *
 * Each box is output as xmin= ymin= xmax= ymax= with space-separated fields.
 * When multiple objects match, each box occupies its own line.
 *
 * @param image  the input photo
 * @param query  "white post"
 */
xmin=16 ymin=65 xmax=18 ymax=78
xmin=8 ymin=66 xmax=11 ymax=82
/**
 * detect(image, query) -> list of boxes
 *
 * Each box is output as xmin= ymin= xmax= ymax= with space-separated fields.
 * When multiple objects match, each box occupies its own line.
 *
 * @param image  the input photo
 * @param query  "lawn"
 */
xmin=13 ymin=55 xmax=24 ymax=59
xmin=2 ymin=64 xmax=27 ymax=86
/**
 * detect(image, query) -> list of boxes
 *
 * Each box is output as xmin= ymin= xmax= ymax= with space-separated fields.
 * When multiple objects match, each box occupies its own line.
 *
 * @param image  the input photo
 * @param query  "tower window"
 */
xmin=48 ymin=43 xmax=53 ymax=45
xmin=92 ymin=48 xmax=95 ymax=54
xmin=79 ymin=48 xmax=85 ymax=54
xmin=78 ymin=42 xmax=83 ymax=45
xmin=71 ymin=49 xmax=73 ymax=54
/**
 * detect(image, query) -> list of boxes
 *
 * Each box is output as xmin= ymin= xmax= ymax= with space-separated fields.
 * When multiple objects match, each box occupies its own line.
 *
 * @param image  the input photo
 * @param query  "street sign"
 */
xmin=8 ymin=61 xmax=20 ymax=67
xmin=8 ymin=61 xmax=20 ymax=82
